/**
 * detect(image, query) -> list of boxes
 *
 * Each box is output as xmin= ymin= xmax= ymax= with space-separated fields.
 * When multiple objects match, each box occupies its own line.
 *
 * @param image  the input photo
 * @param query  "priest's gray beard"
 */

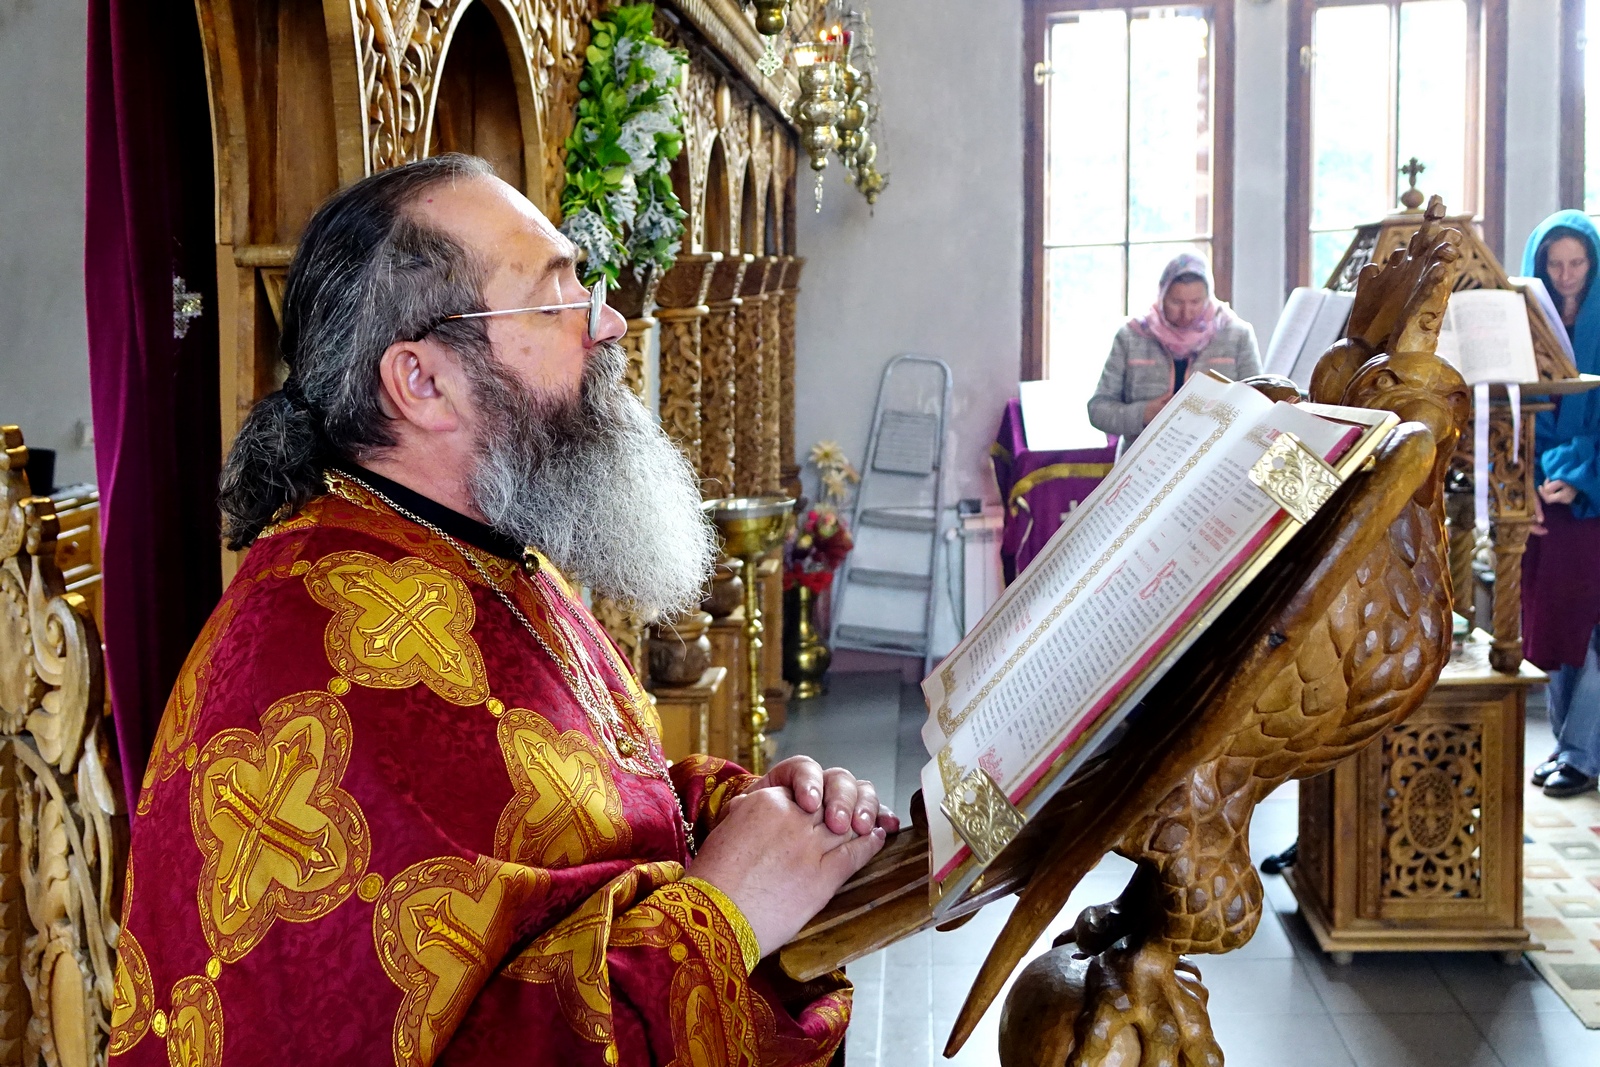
xmin=464 ymin=341 xmax=717 ymax=620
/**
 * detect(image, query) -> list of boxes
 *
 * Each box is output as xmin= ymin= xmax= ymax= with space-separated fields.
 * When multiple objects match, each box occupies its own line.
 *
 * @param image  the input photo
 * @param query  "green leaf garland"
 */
xmin=559 ymin=3 xmax=688 ymax=288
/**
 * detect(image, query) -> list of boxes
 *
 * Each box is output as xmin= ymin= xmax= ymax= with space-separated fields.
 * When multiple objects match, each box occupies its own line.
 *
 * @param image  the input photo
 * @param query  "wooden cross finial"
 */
xmin=1399 ymin=157 xmax=1427 ymax=211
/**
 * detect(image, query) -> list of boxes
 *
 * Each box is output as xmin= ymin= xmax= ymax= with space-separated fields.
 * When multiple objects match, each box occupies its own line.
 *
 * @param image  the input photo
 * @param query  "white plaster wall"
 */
xmin=0 ymin=0 xmax=94 ymax=487
xmin=794 ymin=0 xmax=1023 ymax=508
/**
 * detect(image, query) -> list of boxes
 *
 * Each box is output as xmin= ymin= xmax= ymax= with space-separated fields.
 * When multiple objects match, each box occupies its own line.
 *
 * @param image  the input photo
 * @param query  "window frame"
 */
xmin=1559 ymin=0 xmax=1585 ymax=210
xmin=1022 ymin=0 xmax=1237 ymax=381
xmin=1285 ymin=0 xmax=1507 ymax=290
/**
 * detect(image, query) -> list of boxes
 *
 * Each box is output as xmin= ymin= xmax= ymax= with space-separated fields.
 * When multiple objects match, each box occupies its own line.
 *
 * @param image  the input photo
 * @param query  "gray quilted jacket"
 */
xmin=1087 ymin=319 xmax=1262 ymax=443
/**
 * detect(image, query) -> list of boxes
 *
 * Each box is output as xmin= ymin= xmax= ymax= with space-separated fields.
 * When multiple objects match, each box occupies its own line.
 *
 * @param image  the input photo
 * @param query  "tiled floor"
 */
xmin=774 ymin=673 xmax=1600 ymax=1066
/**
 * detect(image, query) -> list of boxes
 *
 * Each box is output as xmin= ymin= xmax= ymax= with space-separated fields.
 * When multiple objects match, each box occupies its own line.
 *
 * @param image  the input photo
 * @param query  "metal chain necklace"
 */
xmin=332 ymin=472 xmax=696 ymax=854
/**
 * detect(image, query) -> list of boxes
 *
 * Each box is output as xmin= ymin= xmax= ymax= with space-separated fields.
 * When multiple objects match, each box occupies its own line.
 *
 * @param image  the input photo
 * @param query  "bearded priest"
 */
xmin=109 ymin=153 xmax=894 ymax=1067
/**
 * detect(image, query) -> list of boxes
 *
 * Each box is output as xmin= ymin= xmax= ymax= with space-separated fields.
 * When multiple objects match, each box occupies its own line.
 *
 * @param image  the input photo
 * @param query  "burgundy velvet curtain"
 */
xmin=85 ymin=0 xmax=221 ymax=813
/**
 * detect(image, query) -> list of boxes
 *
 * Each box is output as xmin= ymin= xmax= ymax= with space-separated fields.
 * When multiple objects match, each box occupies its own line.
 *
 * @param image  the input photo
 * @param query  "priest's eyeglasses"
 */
xmin=442 ymin=276 xmax=609 ymax=341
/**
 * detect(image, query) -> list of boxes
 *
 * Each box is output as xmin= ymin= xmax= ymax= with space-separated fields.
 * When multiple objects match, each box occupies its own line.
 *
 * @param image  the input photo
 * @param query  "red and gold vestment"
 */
xmin=110 ymin=470 xmax=850 ymax=1067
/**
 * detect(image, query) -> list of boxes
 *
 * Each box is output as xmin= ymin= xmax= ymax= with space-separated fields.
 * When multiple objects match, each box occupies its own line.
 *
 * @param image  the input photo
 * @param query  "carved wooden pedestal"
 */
xmin=701 ymin=256 xmax=752 ymax=498
xmin=656 ymin=253 xmax=720 ymax=475
xmin=733 ymin=258 xmax=775 ymax=497
xmin=707 ymin=608 xmax=749 ymax=764
xmin=1286 ymin=634 xmax=1542 ymax=960
xmin=653 ymin=666 xmax=726 ymax=763
xmin=1444 ymin=394 xmax=1544 ymax=673
xmin=777 ymin=257 xmax=803 ymax=497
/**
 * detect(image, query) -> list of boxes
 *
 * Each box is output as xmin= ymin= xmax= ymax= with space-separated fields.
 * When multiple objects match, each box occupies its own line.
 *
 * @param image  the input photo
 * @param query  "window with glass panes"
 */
xmin=1023 ymin=0 xmax=1233 ymax=410
xmin=1293 ymin=0 xmax=1489 ymax=286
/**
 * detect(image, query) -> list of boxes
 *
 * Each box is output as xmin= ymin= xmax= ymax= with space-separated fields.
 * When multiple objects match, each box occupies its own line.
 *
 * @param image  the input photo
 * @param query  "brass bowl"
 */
xmin=703 ymin=495 xmax=795 ymax=559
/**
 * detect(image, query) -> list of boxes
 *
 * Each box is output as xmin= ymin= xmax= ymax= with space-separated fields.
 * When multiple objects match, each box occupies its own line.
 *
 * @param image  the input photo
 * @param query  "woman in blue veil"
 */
xmin=1522 ymin=210 xmax=1600 ymax=797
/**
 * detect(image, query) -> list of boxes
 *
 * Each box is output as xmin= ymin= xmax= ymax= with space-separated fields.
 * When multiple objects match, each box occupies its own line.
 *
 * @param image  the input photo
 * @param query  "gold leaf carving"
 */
xmin=940 ymin=767 xmax=1024 ymax=867
xmin=1247 ymin=432 xmax=1344 ymax=525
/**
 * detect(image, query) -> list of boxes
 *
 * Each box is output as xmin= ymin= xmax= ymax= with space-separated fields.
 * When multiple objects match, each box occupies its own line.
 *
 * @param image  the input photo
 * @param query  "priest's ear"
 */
xmin=375 ymin=337 xmax=469 ymax=435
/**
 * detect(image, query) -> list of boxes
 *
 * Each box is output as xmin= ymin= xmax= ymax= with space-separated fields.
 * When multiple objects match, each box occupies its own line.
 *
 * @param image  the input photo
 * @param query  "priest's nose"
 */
xmin=589 ymin=301 xmax=628 ymax=347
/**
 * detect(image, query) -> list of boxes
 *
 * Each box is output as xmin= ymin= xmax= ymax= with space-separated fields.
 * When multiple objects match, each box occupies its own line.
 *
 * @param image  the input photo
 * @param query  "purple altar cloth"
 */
xmin=993 ymin=398 xmax=1117 ymax=583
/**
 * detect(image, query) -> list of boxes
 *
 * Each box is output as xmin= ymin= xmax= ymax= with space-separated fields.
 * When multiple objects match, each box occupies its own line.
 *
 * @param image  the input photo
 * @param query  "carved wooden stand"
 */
xmin=707 ymin=609 xmax=749 ymax=762
xmin=653 ymin=666 xmax=726 ymax=762
xmin=1288 ymin=635 xmax=1540 ymax=962
xmin=1285 ymin=208 xmax=1558 ymax=963
xmin=0 ymin=427 xmax=122 ymax=1067
xmin=758 ymin=556 xmax=789 ymax=733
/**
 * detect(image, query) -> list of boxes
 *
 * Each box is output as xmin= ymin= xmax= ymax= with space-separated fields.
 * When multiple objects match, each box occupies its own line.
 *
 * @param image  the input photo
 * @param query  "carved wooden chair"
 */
xmin=0 ymin=425 xmax=123 ymax=1067
xmin=780 ymin=199 xmax=1470 ymax=1067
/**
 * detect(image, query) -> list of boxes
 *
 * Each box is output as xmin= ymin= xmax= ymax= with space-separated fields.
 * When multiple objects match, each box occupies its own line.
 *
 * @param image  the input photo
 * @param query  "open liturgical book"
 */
xmin=918 ymin=372 xmax=1398 ymax=913
xmin=1433 ymin=288 xmax=1540 ymax=385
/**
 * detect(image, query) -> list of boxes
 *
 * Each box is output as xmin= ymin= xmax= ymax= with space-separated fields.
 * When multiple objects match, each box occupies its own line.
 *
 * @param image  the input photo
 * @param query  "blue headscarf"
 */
xmin=1524 ymin=210 xmax=1600 ymax=517
xmin=1524 ymin=210 xmax=1600 ymax=447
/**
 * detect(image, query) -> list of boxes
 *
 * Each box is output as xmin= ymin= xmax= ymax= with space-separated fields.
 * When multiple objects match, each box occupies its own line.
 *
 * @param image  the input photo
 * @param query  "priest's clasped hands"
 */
xmin=687 ymin=755 xmax=900 ymax=961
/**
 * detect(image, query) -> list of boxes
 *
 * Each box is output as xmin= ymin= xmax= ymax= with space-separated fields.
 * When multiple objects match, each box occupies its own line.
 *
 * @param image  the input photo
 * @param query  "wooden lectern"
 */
xmin=1284 ymin=200 xmax=1597 ymax=961
xmin=780 ymin=202 xmax=1478 ymax=1066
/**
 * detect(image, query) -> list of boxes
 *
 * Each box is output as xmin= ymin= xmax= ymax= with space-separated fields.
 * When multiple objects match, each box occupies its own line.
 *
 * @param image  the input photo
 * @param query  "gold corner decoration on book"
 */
xmin=941 ymin=766 xmax=1025 ymax=866
xmin=1248 ymin=432 xmax=1344 ymax=525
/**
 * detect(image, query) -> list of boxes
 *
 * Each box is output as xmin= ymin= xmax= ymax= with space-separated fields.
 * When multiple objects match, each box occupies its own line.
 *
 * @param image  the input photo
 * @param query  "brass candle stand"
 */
xmin=704 ymin=495 xmax=795 ymax=774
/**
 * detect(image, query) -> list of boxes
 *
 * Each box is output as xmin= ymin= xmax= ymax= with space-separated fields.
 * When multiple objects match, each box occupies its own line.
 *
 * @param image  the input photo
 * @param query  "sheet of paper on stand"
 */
xmin=1262 ymin=287 xmax=1320 ymax=376
xmin=1018 ymin=378 xmax=1116 ymax=451
xmin=918 ymin=371 xmax=1398 ymax=911
xmin=1434 ymin=288 xmax=1540 ymax=384
xmin=1512 ymin=275 xmax=1578 ymax=364
xmin=1263 ymin=287 xmax=1355 ymax=388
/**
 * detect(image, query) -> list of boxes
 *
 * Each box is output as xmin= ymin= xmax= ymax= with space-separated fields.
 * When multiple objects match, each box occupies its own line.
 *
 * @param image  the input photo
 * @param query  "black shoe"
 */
xmin=1532 ymin=756 xmax=1563 ymax=787
xmin=1261 ymin=842 xmax=1298 ymax=875
xmin=1544 ymin=765 xmax=1599 ymax=798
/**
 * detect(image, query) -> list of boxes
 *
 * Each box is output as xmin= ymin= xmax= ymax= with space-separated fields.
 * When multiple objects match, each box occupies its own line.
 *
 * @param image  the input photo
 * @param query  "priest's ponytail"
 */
xmin=217 ymin=153 xmax=495 ymax=548
xmin=217 ymin=385 xmax=321 ymax=549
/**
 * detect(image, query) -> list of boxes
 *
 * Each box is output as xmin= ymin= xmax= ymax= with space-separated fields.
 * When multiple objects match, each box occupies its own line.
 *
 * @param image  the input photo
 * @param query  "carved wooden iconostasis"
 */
xmin=200 ymin=0 xmax=807 ymax=471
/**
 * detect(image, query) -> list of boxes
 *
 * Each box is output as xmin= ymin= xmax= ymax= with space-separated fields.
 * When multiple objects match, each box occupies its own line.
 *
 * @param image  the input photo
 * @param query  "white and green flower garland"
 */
xmin=559 ymin=4 xmax=688 ymax=287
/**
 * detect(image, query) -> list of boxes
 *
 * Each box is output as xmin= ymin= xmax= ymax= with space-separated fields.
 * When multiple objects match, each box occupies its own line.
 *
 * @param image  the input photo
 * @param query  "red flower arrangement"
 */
xmin=784 ymin=506 xmax=854 ymax=593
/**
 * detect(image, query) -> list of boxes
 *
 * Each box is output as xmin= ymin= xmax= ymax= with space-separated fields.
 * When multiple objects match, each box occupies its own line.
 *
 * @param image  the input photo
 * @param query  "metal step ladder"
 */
xmin=830 ymin=354 xmax=953 ymax=675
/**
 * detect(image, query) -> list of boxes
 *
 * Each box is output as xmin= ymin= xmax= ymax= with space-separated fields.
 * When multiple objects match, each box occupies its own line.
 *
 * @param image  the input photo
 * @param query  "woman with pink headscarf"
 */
xmin=1088 ymin=252 xmax=1261 ymax=444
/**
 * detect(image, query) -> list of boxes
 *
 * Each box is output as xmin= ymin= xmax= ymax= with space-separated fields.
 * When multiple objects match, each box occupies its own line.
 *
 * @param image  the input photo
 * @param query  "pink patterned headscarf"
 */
xmin=1128 ymin=252 xmax=1234 ymax=359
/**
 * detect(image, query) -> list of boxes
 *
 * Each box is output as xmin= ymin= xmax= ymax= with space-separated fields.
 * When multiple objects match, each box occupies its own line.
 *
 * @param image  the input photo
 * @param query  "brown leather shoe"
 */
xmin=1544 ymin=764 xmax=1599 ymax=798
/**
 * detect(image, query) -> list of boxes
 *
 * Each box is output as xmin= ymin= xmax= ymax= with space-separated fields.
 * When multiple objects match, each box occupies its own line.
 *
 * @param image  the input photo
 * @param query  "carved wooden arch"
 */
xmin=746 ymin=105 xmax=774 ymax=254
xmin=738 ymin=155 xmax=762 ymax=255
xmin=705 ymin=136 xmax=735 ymax=252
xmin=715 ymin=89 xmax=751 ymax=251
xmin=677 ymin=59 xmax=721 ymax=251
xmin=318 ymin=0 xmax=592 ymax=213
xmin=419 ymin=0 xmax=551 ymax=209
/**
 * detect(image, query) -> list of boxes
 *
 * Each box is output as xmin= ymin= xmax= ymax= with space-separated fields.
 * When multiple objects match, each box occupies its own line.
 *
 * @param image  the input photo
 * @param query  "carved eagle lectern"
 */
xmin=990 ymin=200 xmax=1471 ymax=1066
